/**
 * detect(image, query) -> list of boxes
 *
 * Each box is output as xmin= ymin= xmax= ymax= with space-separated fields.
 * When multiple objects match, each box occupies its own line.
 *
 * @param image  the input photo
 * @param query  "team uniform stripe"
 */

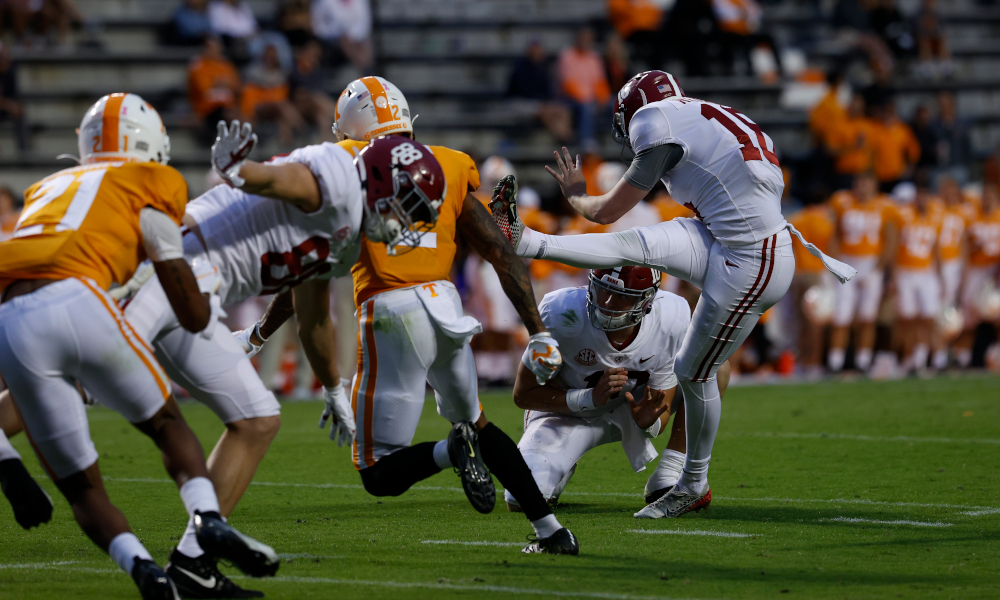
xmin=693 ymin=235 xmax=774 ymax=381
xmin=359 ymin=77 xmax=394 ymax=125
xmin=78 ymin=278 xmax=170 ymax=399
xmin=665 ymin=73 xmax=680 ymax=96
xmin=351 ymin=302 xmax=367 ymax=469
xmin=362 ymin=299 xmax=378 ymax=467
xmin=101 ymin=93 xmax=126 ymax=153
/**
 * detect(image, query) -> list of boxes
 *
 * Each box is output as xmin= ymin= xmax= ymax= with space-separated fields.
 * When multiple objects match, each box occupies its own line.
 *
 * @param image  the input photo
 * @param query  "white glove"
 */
xmin=522 ymin=332 xmax=562 ymax=385
xmin=211 ymin=120 xmax=258 ymax=188
xmin=319 ymin=378 xmax=355 ymax=447
xmin=191 ymin=257 xmax=222 ymax=295
xmin=233 ymin=322 xmax=265 ymax=358
xmin=110 ymin=261 xmax=155 ymax=302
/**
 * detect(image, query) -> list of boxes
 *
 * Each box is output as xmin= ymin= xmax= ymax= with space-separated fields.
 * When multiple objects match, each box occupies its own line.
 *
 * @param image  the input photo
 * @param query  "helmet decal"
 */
xmin=101 ymin=93 xmax=126 ymax=154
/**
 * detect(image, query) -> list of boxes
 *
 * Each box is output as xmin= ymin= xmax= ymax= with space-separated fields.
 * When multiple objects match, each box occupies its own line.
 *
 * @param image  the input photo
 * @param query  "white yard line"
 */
xmin=818 ymin=517 xmax=952 ymax=527
xmin=727 ymin=431 xmax=1000 ymax=445
xmin=277 ymin=553 xmax=343 ymax=560
xmin=630 ymin=529 xmax=755 ymax=538
xmin=421 ymin=540 xmax=524 ymax=547
xmin=0 ymin=560 xmax=81 ymax=570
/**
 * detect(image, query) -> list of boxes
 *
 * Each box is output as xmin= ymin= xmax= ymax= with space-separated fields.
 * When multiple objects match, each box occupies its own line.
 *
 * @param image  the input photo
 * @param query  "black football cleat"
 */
xmin=194 ymin=511 xmax=279 ymax=578
xmin=132 ymin=558 xmax=181 ymax=600
xmin=644 ymin=485 xmax=674 ymax=505
xmin=522 ymin=528 xmax=579 ymax=555
xmin=0 ymin=458 xmax=54 ymax=529
xmin=447 ymin=421 xmax=496 ymax=514
xmin=166 ymin=549 xmax=264 ymax=598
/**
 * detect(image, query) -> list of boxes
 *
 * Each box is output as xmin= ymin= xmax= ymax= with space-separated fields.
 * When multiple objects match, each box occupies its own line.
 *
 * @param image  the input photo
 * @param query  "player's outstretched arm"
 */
xmin=545 ymin=147 xmax=647 ymax=225
xmin=291 ymin=279 xmax=340 ymax=388
xmin=234 ymin=290 xmax=295 ymax=356
xmin=458 ymin=194 xmax=545 ymax=335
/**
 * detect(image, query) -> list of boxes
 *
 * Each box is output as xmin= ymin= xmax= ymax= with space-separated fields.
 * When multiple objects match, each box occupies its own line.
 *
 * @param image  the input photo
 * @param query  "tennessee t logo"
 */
xmin=422 ymin=283 xmax=438 ymax=297
xmin=532 ymin=347 xmax=553 ymax=361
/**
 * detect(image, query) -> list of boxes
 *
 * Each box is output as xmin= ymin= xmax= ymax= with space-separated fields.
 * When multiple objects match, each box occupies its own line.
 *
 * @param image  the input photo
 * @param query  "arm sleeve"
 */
xmin=623 ymin=143 xmax=685 ymax=191
xmin=139 ymin=207 xmax=185 ymax=262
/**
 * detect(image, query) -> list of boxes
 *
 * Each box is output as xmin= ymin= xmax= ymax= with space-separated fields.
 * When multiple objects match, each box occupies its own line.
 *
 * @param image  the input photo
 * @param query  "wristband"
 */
xmin=565 ymin=388 xmax=596 ymax=413
xmin=644 ymin=417 xmax=662 ymax=439
xmin=253 ymin=321 xmax=269 ymax=343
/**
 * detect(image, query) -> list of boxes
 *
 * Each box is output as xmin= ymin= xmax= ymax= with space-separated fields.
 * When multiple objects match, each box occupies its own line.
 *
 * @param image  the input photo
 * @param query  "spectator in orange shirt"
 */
xmin=0 ymin=186 xmax=20 ymax=242
xmin=870 ymin=100 xmax=920 ymax=192
xmin=712 ymin=0 xmax=782 ymax=80
xmin=187 ymin=35 xmax=241 ymax=144
xmin=241 ymin=43 xmax=304 ymax=145
xmin=827 ymin=93 xmax=876 ymax=189
xmin=558 ymin=27 xmax=610 ymax=145
xmin=607 ymin=0 xmax=665 ymax=69
xmin=809 ymin=71 xmax=847 ymax=150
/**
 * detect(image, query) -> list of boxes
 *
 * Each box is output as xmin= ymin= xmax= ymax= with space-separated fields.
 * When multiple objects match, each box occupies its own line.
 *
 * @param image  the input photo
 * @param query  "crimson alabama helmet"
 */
xmin=612 ymin=71 xmax=684 ymax=149
xmin=587 ymin=266 xmax=662 ymax=331
xmin=355 ymin=136 xmax=446 ymax=255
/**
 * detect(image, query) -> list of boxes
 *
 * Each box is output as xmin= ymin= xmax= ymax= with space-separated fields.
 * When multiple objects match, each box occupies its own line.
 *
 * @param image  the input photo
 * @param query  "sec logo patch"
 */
xmin=575 ymin=349 xmax=597 ymax=366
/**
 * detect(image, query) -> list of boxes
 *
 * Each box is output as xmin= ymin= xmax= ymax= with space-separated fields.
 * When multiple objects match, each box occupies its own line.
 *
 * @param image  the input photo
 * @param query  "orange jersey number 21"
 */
xmin=15 ymin=166 xmax=109 ymax=237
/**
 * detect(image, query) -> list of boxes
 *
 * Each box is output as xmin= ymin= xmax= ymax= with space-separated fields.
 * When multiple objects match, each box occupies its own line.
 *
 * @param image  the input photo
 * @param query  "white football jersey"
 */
xmin=629 ymin=97 xmax=787 ymax=246
xmin=540 ymin=287 xmax=690 ymax=418
xmin=185 ymin=142 xmax=364 ymax=306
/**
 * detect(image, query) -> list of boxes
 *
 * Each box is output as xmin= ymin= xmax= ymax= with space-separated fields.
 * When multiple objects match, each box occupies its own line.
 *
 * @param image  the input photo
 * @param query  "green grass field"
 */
xmin=2 ymin=375 xmax=999 ymax=600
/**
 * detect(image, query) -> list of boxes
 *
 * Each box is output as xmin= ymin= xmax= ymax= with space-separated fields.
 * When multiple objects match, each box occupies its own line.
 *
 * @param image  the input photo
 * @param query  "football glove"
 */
xmin=110 ymin=261 xmax=155 ymax=302
xmin=522 ymin=332 xmax=562 ymax=385
xmin=211 ymin=120 xmax=257 ymax=188
xmin=233 ymin=322 xmax=266 ymax=358
xmin=319 ymin=379 xmax=356 ymax=447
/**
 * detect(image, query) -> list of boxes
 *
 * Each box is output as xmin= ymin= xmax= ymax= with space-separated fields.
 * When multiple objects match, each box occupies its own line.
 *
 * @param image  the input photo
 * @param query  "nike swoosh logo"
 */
xmin=725 ymin=260 xmax=738 ymax=268
xmin=467 ymin=441 xmax=475 ymax=458
xmin=639 ymin=356 xmax=654 ymax=364
xmin=174 ymin=566 xmax=216 ymax=589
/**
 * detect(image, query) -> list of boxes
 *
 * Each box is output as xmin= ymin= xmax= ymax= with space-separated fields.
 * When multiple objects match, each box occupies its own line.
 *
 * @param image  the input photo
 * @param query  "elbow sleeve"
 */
xmin=623 ymin=143 xmax=685 ymax=191
xmin=140 ymin=207 xmax=185 ymax=262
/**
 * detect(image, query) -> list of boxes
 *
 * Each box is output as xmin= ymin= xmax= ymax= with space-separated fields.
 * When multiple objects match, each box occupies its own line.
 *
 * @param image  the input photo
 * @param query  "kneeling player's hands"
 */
xmin=320 ymin=379 xmax=356 ymax=447
xmin=593 ymin=367 xmax=629 ymax=407
xmin=212 ymin=120 xmax=257 ymax=188
xmin=626 ymin=386 xmax=670 ymax=431
xmin=522 ymin=332 xmax=562 ymax=385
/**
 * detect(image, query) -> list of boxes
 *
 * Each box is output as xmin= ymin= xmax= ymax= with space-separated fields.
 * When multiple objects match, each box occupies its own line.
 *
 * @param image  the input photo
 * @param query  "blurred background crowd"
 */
xmin=0 ymin=0 xmax=998 ymax=395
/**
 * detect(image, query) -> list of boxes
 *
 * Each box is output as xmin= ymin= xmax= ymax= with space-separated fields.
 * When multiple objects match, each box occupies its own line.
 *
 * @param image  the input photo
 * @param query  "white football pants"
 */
xmin=895 ymin=267 xmax=940 ymax=319
xmin=0 ymin=278 xmax=171 ymax=479
xmin=352 ymin=281 xmax=482 ymax=470
xmin=832 ymin=255 xmax=882 ymax=326
xmin=521 ymin=218 xmax=795 ymax=484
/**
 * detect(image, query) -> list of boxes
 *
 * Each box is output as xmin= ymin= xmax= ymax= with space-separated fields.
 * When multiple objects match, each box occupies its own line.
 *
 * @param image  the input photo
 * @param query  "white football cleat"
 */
xmin=634 ymin=485 xmax=712 ymax=519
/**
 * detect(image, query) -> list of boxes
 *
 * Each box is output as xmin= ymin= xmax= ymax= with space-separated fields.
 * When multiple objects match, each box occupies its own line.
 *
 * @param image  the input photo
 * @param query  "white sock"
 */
xmin=645 ymin=449 xmax=685 ymax=497
xmin=432 ymin=439 xmax=453 ymax=469
xmin=530 ymin=513 xmax=562 ymax=539
xmin=520 ymin=228 xmax=647 ymax=267
xmin=678 ymin=378 xmax=720 ymax=495
xmin=957 ymin=349 xmax=972 ymax=368
xmin=855 ymin=348 xmax=873 ymax=371
xmin=0 ymin=429 xmax=22 ymax=462
xmin=108 ymin=532 xmax=153 ymax=575
xmin=912 ymin=344 xmax=929 ymax=370
xmin=827 ymin=347 xmax=845 ymax=372
xmin=932 ymin=349 xmax=948 ymax=370
xmin=175 ymin=517 xmax=204 ymax=558
xmin=179 ymin=477 xmax=220 ymax=518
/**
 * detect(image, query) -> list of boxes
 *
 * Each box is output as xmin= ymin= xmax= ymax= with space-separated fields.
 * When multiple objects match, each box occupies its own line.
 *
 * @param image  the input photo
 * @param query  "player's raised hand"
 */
xmin=593 ymin=367 xmax=629 ymax=407
xmin=522 ymin=332 xmax=562 ymax=385
xmin=212 ymin=119 xmax=258 ymax=188
xmin=319 ymin=379 xmax=356 ymax=447
xmin=544 ymin=147 xmax=588 ymax=200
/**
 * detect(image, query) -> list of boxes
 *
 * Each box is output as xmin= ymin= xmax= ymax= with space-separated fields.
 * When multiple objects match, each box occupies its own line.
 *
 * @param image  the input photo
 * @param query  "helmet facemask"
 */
xmin=586 ymin=271 xmax=656 ymax=331
xmin=612 ymin=106 xmax=630 ymax=149
xmin=363 ymin=167 xmax=441 ymax=256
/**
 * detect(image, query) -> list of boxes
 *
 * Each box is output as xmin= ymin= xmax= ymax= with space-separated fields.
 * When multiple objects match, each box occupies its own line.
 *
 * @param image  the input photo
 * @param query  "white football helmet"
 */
xmin=332 ymin=76 xmax=413 ymax=141
xmin=78 ymin=93 xmax=170 ymax=164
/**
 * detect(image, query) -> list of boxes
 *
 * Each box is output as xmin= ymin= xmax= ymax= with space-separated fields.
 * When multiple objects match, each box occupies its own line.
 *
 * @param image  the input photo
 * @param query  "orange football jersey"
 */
xmin=892 ymin=204 xmax=941 ymax=269
xmin=0 ymin=161 xmax=188 ymax=292
xmin=789 ymin=204 xmax=834 ymax=273
xmin=968 ymin=209 xmax=1000 ymax=267
xmin=650 ymin=194 xmax=695 ymax=222
xmin=935 ymin=200 xmax=975 ymax=261
xmin=342 ymin=140 xmax=480 ymax=305
xmin=831 ymin=191 xmax=897 ymax=257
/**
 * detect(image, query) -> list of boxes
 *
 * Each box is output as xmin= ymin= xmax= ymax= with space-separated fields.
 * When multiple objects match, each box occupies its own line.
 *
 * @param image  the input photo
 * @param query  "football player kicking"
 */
xmin=506 ymin=267 xmax=731 ymax=511
xmin=491 ymin=71 xmax=855 ymax=519
xmin=0 ymin=93 xmax=278 ymax=599
xmin=108 ymin=125 xmax=448 ymax=597
xmin=240 ymin=77 xmax=577 ymax=555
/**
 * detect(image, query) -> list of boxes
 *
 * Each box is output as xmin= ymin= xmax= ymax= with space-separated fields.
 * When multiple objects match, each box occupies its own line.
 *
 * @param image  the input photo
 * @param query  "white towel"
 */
xmin=414 ymin=280 xmax=482 ymax=346
xmin=786 ymin=222 xmax=858 ymax=284
xmin=599 ymin=403 xmax=658 ymax=472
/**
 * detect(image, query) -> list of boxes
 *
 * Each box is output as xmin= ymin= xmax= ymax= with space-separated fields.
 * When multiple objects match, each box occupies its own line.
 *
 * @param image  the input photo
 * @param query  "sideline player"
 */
xmin=490 ymin=71 xmax=854 ymax=518
xmin=827 ymin=172 xmax=898 ymax=373
xmin=241 ymin=77 xmax=577 ymax=555
xmin=114 ymin=126 xmax=446 ymax=596
xmin=0 ymin=93 xmax=278 ymax=599
xmin=955 ymin=183 xmax=1000 ymax=365
xmin=507 ymin=267 xmax=731 ymax=510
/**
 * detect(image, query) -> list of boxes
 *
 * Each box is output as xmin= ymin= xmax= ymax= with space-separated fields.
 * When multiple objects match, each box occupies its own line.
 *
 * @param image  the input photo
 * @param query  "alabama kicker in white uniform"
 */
xmin=492 ymin=70 xmax=854 ymax=519
xmin=121 ymin=126 xmax=446 ymax=597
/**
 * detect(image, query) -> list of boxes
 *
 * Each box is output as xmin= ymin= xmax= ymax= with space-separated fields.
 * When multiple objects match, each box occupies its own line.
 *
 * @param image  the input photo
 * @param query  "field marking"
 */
xmin=630 ymin=529 xmax=754 ymax=538
xmin=421 ymin=540 xmax=524 ymax=547
xmin=728 ymin=431 xmax=1000 ymax=445
xmin=0 ymin=562 xmax=709 ymax=600
xmin=278 ymin=553 xmax=343 ymax=560
xmin=818 ymin=517 xmax=952 ymax=527
xmin=99 ymin=477 xmax=1000 ymax=515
